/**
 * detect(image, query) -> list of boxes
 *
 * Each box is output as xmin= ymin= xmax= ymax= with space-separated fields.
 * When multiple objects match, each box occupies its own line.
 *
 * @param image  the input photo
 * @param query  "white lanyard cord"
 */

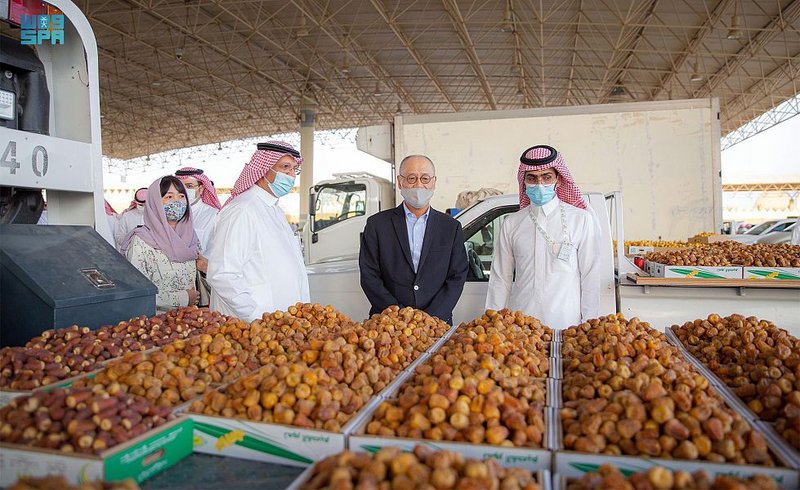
xmin=528 ymin=203 xmax=571 ymax=247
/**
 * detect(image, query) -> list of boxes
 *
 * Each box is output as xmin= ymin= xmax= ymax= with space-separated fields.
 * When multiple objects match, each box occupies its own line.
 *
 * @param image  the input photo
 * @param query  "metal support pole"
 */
xmin=299 ymin=106 xmax=315 ymax=227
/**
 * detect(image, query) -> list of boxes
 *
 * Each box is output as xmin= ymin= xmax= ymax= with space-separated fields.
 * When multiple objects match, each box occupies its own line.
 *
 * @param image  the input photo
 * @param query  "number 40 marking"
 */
xmin=1 ymin=141 xmax=49 ymax=177
xmin=1 ymin=141 xmax=19 ymax=174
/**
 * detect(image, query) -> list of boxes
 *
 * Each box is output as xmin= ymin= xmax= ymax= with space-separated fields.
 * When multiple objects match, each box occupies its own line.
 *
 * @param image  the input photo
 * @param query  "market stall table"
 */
xmin=619 ymin=273 xmax=800 ymax=336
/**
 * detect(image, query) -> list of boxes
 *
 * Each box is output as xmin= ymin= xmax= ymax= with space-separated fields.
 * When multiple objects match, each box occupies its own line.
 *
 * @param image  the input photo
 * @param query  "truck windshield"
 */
xmin=747 ymin=220 xmax=777 ymax=235
xmin=314 ymin=183 xmax=367 ymax=232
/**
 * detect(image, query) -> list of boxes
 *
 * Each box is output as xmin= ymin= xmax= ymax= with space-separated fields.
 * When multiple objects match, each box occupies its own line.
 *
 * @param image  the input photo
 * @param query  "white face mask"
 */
xmin=185 ymin=189 xmax=198 ymax=202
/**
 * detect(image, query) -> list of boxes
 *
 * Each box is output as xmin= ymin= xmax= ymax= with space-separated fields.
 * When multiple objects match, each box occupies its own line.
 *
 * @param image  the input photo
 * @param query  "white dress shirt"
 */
xmin=190 ymin=199 xmax=218 ymax=254
xmin=404 ymin=203 xmax=430 ymax=272
xmin=485 ymin=197 xmax=601 ymax=329
xmin=206 ymin=185 xmax=309 ymax=322
xmin=114 ymin=207 xmax=144 ymax=250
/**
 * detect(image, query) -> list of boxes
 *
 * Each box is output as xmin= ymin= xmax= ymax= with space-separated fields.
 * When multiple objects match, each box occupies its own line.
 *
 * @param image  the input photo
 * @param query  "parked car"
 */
xmin=729 ymin=219 xmax=796 ymax=244
xmin=756 ymin=221 xmax=798 ymax=244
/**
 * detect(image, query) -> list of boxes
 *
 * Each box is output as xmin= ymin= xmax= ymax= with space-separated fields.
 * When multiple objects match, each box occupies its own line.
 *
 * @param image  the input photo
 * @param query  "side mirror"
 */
xmin=308 ymin=190 xmax=316 ymax=232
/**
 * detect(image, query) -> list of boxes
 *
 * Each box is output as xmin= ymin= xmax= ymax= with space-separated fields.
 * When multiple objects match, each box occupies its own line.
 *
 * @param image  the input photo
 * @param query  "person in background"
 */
xmin=114 ymin=187 xmax=147 ymax=250
xmin=104 ymin=200 xmax=118 ymax=218
xmin=358 ymin=154 xmax=468 ymax=324
xmin=175 ymin=167 xmax=220 ymax=306
xmin=104 ymin=199 xmax=119 ymax=237
xmin=792 ymin=218 xmax=800 ymax=245
xmin=120 ymin=176 xmax=200 ymax=313
xmin=486 ymin=145 xmax=601 ymax=329
xmin=206 ymin=141 xmax=308 ymax=322
xmin=175 ymin=167 xmax=222 ymax=253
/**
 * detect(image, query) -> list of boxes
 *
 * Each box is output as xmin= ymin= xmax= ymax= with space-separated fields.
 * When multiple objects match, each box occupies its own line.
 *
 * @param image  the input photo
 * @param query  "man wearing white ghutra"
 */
xmin=486 ymin=145 xmax=601 ymax=330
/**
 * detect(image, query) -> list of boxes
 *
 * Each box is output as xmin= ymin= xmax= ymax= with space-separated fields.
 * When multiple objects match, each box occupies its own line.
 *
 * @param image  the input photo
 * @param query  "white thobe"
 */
xmin=114 ymin=208 xmax=144 ymax=250
xmin=206 ymin=186 xmax=310 ymax=322
xmin=190 ymin=200 xmax=218 ymax=254
xmin=107 ymin=214 xmax=119 ymax=234
xmin=485 ymin=197 xmax=601 ymax=330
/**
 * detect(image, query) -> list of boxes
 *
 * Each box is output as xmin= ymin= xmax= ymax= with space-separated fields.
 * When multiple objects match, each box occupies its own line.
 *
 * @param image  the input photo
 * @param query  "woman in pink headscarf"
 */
xmin=175 ymin=167 xmax=221 ymax=254
xmin=485 ymin=145 xmax=601 ymax=330
xmin=120 ymin=176 xmax=201 ymax=312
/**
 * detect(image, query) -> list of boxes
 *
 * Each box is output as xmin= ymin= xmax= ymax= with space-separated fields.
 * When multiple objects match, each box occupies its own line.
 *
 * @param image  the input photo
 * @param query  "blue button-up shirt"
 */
xmin=404 ymin=204 xmax=430 ymax=273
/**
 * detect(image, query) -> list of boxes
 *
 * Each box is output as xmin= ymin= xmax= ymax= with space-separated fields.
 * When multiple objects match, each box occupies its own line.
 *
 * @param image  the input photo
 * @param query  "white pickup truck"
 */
xmin=304 ymin=177 xmax=800 ymax=333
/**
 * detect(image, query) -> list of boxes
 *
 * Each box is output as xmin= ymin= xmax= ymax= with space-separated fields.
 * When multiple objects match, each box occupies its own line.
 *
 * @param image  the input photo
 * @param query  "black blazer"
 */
xmin=359 ymin=204 xmax=468 ymax=324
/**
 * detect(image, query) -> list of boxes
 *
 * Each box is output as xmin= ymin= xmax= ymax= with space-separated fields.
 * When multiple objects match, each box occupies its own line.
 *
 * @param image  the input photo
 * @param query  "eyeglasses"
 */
xmin=273 ymin=163 xmax=302 ymax=176
xmin=524 ymin=173 xmax=557 ymax=185
xmin=399 ymin=174 xmax=435 ymax=185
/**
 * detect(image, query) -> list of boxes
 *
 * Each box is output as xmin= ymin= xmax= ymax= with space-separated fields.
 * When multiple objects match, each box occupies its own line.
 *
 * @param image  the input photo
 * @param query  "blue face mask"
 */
xmin=526 ymin=183 xmax=557 ymax=206
xmin=164 ymin=200 xmax=187 ymax=221
xmin=268 ymin=169 xmax=296 ymax=198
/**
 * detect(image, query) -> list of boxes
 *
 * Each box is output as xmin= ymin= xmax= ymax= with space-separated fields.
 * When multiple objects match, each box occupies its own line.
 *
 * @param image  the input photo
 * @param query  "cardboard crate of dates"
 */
xmin=351 ymin=310 xmax=554 ymax=471
xmin=287 ymin=445 xmax=551 ymax=490
xmin=553 ymin=314 xmax=798 ymax=487
xmin=0 ymin=386 xmax=192 ymax=486
xmin=189 ymin=304 xmax=451 ymax=466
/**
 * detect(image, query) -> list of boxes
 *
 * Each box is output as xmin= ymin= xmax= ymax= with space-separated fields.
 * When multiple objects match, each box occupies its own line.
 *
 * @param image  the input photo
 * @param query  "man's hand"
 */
xmin=196 ymin=255 xmax=208 ymax=273
xmin=187 ymin=288 xmax=200 ymax=306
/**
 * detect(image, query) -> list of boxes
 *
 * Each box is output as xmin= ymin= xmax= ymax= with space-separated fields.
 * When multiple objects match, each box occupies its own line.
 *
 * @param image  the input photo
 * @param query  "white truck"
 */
xmin=305 ymin=100 xmax=800 ymax=333
xmin=305 ymin=97 xmax=724 ymax=265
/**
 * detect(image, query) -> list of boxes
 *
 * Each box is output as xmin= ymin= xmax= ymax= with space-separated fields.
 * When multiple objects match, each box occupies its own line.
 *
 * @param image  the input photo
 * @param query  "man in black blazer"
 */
xmin=359 ymin=155 xmax=468 ymax=324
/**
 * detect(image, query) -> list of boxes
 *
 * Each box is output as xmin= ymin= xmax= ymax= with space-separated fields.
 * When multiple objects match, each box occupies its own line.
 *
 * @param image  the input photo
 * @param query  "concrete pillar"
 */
xmin=299 ymin=106 xmax=315 ymax=227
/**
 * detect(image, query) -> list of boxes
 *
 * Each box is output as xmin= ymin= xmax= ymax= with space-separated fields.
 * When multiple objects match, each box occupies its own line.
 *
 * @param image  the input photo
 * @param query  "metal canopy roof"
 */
xmin=77 ymin=0 xmax=800 ymax=159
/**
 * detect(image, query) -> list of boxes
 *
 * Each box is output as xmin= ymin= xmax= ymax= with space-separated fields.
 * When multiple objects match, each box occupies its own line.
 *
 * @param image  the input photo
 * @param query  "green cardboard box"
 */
xmin=0 ymin=417 xmax=193 ymax=486
xmin=190 ymin=414 xmax=346 ymax=467
xmin=743 ymin=267 xmax=800 ymax=281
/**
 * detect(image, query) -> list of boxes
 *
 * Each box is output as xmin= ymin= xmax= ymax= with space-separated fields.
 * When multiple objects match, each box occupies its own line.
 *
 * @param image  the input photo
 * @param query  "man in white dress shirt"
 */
xmin=486 ymin=145 xmax=601 ymax=329
xmin=206 ymin=141 xmax=309 ymax=322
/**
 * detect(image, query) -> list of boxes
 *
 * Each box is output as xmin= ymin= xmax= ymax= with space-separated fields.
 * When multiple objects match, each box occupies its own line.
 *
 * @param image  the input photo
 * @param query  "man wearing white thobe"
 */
xmin=114 ymin=188 xmax=147 ymax=250
xmin=486 ymin=145 xmax=601 ymax=329
xmin=176 ymin=167 xmax=222 ymax=254
xmin=206 ymin=141 xmax=309 ymax=322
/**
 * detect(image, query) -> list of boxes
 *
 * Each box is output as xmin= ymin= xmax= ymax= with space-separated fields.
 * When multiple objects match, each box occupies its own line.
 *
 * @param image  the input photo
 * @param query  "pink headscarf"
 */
xmin=119 ymin=177 xmax=199 ymax=262
xmin=125 ymin=188 xmax=148 ymax=211
xmin=104 ymin=200 xmax=118 ymax=217
xmin=225 ymin=141 xmax=303 ymax=206
xmin=518 ymin=145 xmax=587 ymax=210
xmin=176 ymin=167 xmax=222 ymax=210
